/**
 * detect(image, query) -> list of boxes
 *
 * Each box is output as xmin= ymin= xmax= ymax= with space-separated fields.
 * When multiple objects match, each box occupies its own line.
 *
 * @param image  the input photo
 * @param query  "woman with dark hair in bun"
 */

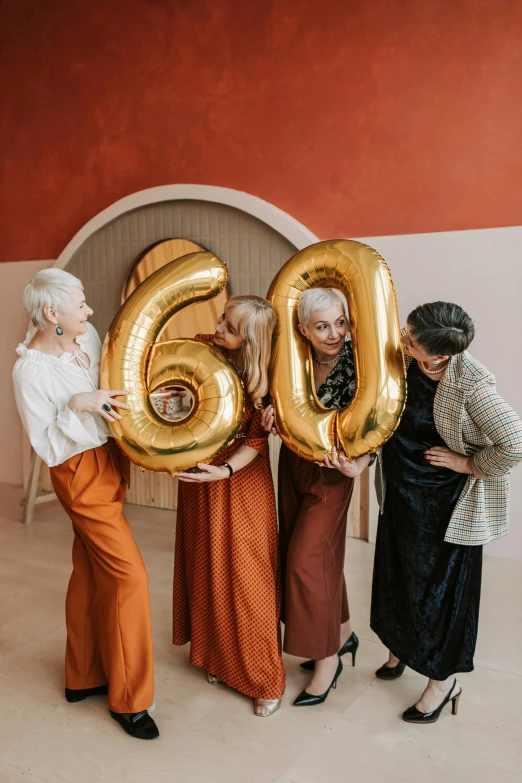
xmin=371 ymin=301 xmax=522 ymax=724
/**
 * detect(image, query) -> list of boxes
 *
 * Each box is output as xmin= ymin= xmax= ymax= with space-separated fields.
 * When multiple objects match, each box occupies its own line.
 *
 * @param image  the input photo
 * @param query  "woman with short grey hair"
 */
xmin=371 ymin=301 xmax=522 ymax=724
xmin=263 ymin=287 xmax=374 ymax=707
xmin=13 ymin=268 xmax=159 ymax=740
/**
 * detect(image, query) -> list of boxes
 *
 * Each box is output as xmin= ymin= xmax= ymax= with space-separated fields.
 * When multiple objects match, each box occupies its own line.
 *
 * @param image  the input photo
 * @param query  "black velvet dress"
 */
xmin=370 ymin=361 xmax=483 ymax=680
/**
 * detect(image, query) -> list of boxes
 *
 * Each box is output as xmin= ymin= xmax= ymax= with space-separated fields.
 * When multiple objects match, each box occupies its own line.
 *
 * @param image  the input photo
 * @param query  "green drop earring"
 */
xmin=56 ymin=325 xmax=63 ymax=336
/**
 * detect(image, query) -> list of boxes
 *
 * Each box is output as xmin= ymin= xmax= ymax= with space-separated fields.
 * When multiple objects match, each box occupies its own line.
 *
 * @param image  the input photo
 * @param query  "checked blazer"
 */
xmin=375 ymin=350 xmax=522 ymax=545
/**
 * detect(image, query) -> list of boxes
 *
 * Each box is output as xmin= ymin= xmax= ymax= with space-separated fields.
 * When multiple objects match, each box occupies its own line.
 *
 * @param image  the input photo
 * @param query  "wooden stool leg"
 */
xmin=22 ymin=451 xmax=43 ymax=525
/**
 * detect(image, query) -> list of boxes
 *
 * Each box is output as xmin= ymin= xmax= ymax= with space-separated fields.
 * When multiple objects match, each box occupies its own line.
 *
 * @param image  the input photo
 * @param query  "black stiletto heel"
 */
xmin=294 ymin=656 xmax=343 ymax=707
xmin=300 ymin=632 xmax=359 ymax=671
xmin=402 ymin=678 xmax=462 ymax=724
xmin=344 ymin=632 xmax=359 ymax=666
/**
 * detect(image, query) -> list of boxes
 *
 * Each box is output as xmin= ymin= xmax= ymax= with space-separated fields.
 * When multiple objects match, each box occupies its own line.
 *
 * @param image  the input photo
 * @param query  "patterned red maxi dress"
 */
xmin=172 ymin=337 xmax=285 ymax=700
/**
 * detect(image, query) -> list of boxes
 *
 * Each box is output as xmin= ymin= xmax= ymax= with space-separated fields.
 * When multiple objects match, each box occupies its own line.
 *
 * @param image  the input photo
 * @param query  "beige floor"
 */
xmin=0 ymin=483 xmax=521 ymax=783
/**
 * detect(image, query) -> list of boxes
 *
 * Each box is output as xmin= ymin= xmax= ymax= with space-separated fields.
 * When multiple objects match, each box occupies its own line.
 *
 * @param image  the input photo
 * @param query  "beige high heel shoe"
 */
xmin=206 ymin=672 xmax=222 ymax=685
xmin=254 ymin=698 xmax=282 ymax=717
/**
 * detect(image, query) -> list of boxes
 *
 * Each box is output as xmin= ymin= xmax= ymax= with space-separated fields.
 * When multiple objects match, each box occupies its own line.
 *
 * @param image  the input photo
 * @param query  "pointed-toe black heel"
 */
xmin=300 ymin=632 xmax=359 ymax=672
xmin=65 ymin=684 xmax=109 ymax=702
xmin=375 ymin=661 xmax=406 ymax=680
xmin=402 ymin=678 xmax=462 ymax=724
xmin=294 ymin=656 xmax=343 ymax=707
xmin=110 ymin=709 xmax=160 ymax=739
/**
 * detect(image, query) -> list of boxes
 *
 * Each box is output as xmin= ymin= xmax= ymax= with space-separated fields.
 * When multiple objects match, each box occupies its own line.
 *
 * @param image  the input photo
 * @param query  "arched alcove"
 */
xmin=39 ymin=186 xmax=366 ymax=537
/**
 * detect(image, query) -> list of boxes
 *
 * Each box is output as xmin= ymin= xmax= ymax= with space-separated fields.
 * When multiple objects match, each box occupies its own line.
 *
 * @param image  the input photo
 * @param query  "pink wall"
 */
xmin=2 ymin=0 xmax=522 ymax=262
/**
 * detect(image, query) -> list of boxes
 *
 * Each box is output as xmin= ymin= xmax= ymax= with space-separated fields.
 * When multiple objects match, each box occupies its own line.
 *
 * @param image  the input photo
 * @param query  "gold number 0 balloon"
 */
xmin=267 ymin=239 xmax=406 ymax=461
xmin=100 ymin=252 xmax=244 ymax=475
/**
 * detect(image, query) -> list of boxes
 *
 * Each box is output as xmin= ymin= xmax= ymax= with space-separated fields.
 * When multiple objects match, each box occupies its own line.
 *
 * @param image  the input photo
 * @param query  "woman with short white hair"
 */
xmin=13 ymin=268 xmax=158 ymax=740
xmin=262 ymin=287 xmax=374 ymax=707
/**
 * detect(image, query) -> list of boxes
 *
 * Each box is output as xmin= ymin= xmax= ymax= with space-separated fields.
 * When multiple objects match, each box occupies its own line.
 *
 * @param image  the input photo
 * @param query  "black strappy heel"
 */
xmin=402 ymin=678 xmax=462 ymax=724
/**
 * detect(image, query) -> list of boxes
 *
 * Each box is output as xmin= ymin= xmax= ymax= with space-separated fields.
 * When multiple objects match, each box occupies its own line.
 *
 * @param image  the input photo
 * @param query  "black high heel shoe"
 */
xmin=294 ymin=656 xmax=343 ymax=707
xmin=375 ymin=661 xmax=406 ymax=680
xmin=300 ymin=632 xmax=359 ymax=671
xmin=402 ymin=678 xmax=462 ymax=724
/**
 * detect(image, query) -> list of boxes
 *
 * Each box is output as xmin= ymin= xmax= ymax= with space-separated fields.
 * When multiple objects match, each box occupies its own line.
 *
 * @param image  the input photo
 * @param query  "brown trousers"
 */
xmin=50 ymin=440 xmax=154 ymax=713
xmin=278 ymin=445 xmax=354 ymax=660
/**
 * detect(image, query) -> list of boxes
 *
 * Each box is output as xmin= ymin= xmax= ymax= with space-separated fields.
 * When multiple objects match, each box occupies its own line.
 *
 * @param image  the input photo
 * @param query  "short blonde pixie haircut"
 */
xmin=22 ymin=268 xmax=84 ymax=331
xmin=297 ymin=287 xmax=349 ymax=327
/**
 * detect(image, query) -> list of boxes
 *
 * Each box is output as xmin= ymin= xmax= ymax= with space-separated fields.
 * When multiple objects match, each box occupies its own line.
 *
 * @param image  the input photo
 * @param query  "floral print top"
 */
xmin=316 ymin=339 xmax=356 ymax=410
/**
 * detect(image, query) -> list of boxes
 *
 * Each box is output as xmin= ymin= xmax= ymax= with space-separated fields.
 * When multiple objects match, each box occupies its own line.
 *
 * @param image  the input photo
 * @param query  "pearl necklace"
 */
xmin=420 ymin=359 xmax=449 ymax=376
xmin=312 ymin=350 xmax=342 ymax=366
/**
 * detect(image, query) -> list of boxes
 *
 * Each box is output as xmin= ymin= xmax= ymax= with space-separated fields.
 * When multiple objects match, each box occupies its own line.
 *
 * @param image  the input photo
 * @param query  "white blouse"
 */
xmin=13 ymin=322 xmax=111 ymax=467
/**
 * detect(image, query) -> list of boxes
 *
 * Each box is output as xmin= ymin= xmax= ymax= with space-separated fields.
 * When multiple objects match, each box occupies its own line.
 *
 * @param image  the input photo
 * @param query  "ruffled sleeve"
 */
xmin=12 ymin=360 xmax=101 ymax=467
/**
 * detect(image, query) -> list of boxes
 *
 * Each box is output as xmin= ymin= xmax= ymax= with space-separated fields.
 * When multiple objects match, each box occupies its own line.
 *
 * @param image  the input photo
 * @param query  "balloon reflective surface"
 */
xmin=121 ymin=237 xmax=229 ymax=341
xmin=123 ymin=238 xmax=207 ymax=303
xmin=101 ymin=252 xmax=244 ymax=475
xmin=267 ymin=239 xmax=406 ymax=461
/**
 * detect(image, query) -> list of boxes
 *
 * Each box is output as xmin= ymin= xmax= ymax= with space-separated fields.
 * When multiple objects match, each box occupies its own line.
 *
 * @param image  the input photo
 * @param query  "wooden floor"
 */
xmin=0 ymin=482 xmax=521 ymax=783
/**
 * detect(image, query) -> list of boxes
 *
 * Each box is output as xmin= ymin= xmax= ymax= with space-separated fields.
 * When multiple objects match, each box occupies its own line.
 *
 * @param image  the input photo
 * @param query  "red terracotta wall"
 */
xmin=1 ymin=0 xmax=521 ymax=262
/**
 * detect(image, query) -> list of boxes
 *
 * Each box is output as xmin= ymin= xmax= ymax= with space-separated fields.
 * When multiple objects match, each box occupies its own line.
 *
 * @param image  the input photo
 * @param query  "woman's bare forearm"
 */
xmin=226 ymin=445 xmax=259 ymax=473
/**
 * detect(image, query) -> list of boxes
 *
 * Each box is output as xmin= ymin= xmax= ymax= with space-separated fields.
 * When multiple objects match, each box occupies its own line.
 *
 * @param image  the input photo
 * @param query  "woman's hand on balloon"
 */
xmin=68 ymin=390 xmax=129 ymax=423
xmin=424 ymin=446 xmax=474 ymax=474
xmin=261 ymin=405 xmax=277 ymax=435
xmin=176 ymin=463 xmax=230 ymax=483
xmin=323 ymin=447 xmax=369 ymax=477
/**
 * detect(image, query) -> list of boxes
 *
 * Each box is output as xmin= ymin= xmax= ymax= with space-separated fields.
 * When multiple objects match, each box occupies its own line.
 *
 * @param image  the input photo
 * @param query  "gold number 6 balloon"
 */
xmin=267 ymin=239 xmax=406 ymax=461
xmin=100 ymin=252 xmax=244 ymax=475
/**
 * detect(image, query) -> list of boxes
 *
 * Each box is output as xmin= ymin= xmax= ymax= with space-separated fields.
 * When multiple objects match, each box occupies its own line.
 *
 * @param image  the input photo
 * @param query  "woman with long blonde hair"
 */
xmin=173 ymin=295 xmax=286 ymax=717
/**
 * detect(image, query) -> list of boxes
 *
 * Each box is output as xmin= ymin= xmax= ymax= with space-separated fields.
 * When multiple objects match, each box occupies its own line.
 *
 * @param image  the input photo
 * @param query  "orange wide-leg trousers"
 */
xmin=49 ymin=440 xmax=154 ymax=713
